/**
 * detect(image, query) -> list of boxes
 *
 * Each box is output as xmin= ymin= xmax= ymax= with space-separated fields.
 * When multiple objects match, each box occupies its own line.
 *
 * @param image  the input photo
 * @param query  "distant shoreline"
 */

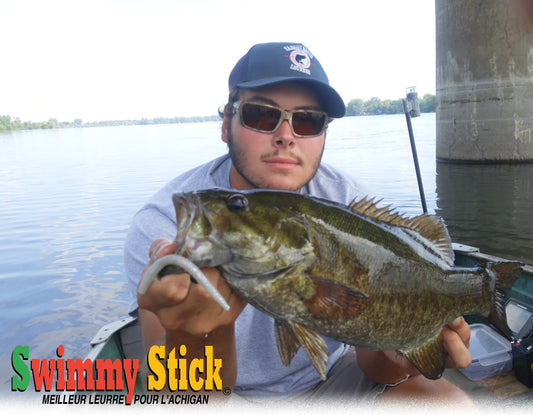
xmin=0 ymin=114 xmax=220 ymax=132
xmin=1 ymin=93 xmax=437 ymax=131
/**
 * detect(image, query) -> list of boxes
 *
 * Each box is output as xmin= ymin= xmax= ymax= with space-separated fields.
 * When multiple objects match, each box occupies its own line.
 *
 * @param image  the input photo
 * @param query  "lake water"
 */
xmin=1 ymin=113 xmax=532 ymax=398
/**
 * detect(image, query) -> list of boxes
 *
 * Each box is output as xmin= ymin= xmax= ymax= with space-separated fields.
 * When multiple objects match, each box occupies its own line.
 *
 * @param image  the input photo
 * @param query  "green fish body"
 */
xmin=170 ymin=189 xmax=521 ymax=380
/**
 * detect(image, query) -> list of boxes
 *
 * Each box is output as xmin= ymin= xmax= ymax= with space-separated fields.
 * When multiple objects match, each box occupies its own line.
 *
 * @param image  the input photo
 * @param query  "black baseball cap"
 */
xmin=228 ymin=42 xmax=346 ymax=118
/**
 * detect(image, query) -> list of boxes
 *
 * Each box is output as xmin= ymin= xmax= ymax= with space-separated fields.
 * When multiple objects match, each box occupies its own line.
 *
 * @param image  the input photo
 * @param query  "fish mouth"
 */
xmin=173 ymin=192 xmax=196 ymax=251
xmin=171 ymin=192 xmax=231 ymax=266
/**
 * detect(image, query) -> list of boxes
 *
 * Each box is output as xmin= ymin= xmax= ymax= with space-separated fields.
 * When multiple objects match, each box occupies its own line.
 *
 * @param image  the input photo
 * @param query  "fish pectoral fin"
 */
xmin=399 ymin=332 xmax=445 ymax=380
xmin=274 ymin=320 xmax=301 ymax=367
xmin=305 ymin=276 xmax=369 ymax=321
xmin=292 ymin=322 xmax=328 ymax=381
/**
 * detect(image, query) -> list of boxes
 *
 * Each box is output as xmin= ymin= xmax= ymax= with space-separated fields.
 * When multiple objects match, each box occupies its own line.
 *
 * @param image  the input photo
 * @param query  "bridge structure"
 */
xmin=436 ymin=0 xmax=533 ymax=162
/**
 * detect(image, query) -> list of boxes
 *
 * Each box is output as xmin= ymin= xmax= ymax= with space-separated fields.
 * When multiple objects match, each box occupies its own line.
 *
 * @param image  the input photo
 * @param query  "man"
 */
xmin=125 ymin=42 xmax=473 ymax=404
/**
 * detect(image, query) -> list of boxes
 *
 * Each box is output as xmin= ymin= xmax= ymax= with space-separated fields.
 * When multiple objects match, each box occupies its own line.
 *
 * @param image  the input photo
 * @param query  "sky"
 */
xmin=0 ymin=0 xmax=436 ymax=123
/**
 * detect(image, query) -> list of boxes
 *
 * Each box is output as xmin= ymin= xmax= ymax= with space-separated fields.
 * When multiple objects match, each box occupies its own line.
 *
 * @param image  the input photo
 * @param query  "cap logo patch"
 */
xmin=284 ymin=45 xmax=313 ymax=75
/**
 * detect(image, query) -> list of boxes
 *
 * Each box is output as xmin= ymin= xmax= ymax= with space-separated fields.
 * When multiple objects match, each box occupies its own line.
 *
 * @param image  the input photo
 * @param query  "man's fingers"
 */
xmin=138 ymin=272 xmax=192 ymax=309
xmin=447 ymin=316 xmax=471 ymax=347
xmin=442 ymin=325 xmax=472 ymax=369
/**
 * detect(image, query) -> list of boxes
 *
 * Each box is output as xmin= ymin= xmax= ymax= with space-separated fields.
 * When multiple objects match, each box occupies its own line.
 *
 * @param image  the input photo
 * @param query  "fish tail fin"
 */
xmin=484 ymin=261 xmax=522 ymax=339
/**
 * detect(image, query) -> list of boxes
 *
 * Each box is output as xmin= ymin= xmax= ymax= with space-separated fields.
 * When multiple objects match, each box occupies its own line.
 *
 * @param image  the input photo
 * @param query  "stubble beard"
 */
xmin=226 ymin=127 xmax=324 ymax=191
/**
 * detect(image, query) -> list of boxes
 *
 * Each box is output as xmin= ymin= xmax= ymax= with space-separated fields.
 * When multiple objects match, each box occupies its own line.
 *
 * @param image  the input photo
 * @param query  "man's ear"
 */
xmin=221 ymin=116 xmax=229 ymax=143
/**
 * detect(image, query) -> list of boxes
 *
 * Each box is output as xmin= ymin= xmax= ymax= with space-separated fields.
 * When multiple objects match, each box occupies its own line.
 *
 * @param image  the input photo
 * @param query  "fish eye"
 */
xmin=227 ymin=194 xmax=249 ymax=212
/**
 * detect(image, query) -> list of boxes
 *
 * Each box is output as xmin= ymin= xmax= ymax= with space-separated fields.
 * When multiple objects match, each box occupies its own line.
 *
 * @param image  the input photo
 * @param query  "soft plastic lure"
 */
xmin=138 ymin=254 xmax=230 ymax=311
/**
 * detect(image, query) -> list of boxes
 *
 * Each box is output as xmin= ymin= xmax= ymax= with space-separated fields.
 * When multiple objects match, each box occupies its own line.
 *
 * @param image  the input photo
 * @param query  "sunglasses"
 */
xmin=232 ymin=101 xmax=329 ymax=138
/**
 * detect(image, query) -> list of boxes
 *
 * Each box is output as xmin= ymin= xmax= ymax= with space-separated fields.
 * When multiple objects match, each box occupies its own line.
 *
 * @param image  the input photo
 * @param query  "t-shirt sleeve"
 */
xmin=123 ymin=155 xmax=231 ymax=315
xmin=124 ymin=205 xmax=177 ymax=315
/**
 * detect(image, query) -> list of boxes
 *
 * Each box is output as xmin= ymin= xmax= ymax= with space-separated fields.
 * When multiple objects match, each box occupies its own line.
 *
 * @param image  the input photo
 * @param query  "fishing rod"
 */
xmin=402 ymin=86 xmax=428 ymax=214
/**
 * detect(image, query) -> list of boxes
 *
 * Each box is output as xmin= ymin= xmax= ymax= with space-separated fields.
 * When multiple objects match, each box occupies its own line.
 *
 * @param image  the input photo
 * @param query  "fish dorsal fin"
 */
xmin=349 ymin=197 xmax=454 ymax=266
xmin=349 ymin=197 xmax=405 ymax=225
xmin=399 ymin=332 xmax=445 ymax=380
xmin=402 ymin=214 xmax=455 ymax=266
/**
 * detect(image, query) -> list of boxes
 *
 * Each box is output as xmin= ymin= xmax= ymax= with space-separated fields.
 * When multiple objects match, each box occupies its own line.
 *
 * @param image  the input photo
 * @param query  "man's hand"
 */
xmin=384 ymin=316 xmax=472 ymax=376
xmin=137 ymin=238 xmax=247 ymax=337
xmin=442 ymin=316 xmax=472 ymax=368
xmin=357 ymin=317 xmax=472 ymax=383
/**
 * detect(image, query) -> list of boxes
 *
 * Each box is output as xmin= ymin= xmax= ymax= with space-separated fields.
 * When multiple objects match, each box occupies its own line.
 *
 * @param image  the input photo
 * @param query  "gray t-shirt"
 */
xmin=124 ymin=154 xmax=369 ymax=399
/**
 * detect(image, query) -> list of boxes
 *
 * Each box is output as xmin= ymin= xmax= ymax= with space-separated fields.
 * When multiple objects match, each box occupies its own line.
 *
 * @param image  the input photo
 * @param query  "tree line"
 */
xmin=346 ymin=93 xmax=435 ymax=116
xmin=0 ymin=114 xmax=220 ymax=131
xmin=0 ymin=94 xmax=436 ymax=131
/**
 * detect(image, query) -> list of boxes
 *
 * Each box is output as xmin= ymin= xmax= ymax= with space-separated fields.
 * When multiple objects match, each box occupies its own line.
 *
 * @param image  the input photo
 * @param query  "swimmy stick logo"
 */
xmin=146 ymin=345 xmax=222 ymax=392
xmin=10 ymin=344 xmax=224 ymax=405
xmin=11 ymin=345 xmax=139 ymax=404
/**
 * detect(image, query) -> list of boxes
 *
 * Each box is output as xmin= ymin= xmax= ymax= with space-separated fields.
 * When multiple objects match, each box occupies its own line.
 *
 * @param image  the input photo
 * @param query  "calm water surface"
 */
xmin=0 ymin=114 xmax=531 ymax=396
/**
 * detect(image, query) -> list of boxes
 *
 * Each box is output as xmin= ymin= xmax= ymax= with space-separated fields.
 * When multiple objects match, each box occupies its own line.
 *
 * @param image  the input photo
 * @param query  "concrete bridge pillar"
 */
xmin=436 ymin=0 xmax=533 ymax=162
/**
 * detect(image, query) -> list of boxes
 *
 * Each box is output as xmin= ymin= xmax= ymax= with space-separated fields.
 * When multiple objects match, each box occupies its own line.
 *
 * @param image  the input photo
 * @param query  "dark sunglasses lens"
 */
xmin=292 ymin=112 xmax=326 ymax=136
xmin=241 ymin=103 xmax=281 ymax=132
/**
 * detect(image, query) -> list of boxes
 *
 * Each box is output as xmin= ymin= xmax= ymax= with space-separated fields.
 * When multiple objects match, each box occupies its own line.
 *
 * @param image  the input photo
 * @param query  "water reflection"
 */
xmin=1 ymin=118 xmax=532 ymax=396
xmin=436 ymin=162 xmax=533 ymax=264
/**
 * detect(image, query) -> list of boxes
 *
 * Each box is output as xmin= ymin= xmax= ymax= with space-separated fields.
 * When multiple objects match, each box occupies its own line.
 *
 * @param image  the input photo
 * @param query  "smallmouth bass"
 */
xmin=155 ymin=189 xmax=522 ymax=380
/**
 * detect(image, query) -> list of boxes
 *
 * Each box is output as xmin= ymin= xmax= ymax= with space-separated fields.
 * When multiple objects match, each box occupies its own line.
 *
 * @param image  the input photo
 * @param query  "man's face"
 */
xmin=222 ymin=83 xmax=326 ymax=192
